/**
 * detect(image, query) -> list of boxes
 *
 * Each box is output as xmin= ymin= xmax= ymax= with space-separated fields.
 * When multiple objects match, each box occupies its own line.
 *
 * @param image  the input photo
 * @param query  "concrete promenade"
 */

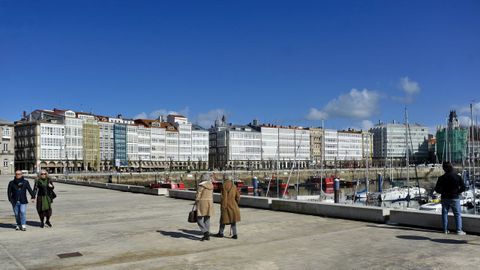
xmin=1 ymin=175 xmax=480 ymax=270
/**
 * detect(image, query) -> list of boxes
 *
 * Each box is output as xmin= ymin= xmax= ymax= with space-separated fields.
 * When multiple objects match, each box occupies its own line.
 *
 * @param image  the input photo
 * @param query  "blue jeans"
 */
xmin=12 ymin=201 xmax=27 ymax=226
xmin=441 ymin=199 xmax=462 ymax=232
xmin=197 ymin=216 xmax=210 ymax=233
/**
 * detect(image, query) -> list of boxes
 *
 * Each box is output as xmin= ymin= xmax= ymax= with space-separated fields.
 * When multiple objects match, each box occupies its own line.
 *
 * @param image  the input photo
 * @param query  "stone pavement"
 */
xmin=1 ymin=175 xmax=480 ymax=270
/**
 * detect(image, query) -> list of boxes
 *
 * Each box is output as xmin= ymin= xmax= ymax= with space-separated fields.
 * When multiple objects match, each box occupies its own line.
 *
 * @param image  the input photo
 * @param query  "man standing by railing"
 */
xmin=434 ymin=162 xmax=467 ymax=235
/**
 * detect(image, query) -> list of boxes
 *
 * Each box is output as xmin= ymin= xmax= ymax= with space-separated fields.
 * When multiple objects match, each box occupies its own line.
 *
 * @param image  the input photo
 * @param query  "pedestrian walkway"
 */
xmin=1 ymin=175 xmax=480 ymax=270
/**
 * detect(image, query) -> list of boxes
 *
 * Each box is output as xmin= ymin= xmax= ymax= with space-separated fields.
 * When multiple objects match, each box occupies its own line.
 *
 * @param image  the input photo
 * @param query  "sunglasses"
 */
xmin=40 ymin=173 xmax=47 ymax=175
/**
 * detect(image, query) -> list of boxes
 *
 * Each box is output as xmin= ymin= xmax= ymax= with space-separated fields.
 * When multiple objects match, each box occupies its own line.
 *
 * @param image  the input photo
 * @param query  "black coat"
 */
xmin=7 ymin=178 xmax=34 ymax=204
xmin=33 ymin=178 xmax=54 ymax=197
xmin=434 ymin=172 xmax=466 ymax=199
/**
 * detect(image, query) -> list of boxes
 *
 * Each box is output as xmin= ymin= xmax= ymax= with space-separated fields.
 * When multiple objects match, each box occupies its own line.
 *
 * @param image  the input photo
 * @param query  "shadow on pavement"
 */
xmin=179 ymin=229 xmax=204 ymax=236
xmin=157 ymin=230 xmax=200 ymax=240
xmin=397 ymin=235 xmax=468 ymax=245
xmin=430 ymin=239 xmax=468 ymax=245
xmin=0 ymin=223 xmax=15 ymax=229
xmin=367 ymin=224 xmax=437 ymax=233
xmin=26 ymin=221 xmax=43 ymax=227
xmin=396 ymin=235 xmax=430 ymax=241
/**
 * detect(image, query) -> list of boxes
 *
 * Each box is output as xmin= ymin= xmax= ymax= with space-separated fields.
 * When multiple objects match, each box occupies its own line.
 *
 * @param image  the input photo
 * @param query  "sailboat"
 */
xmin=376 ymin=108 xmax=426 ymax=203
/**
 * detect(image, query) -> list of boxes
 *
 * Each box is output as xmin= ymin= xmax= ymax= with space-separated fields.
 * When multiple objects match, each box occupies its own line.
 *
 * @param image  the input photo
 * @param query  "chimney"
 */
xmin=22 ymin=111 xmax=27 ymax=119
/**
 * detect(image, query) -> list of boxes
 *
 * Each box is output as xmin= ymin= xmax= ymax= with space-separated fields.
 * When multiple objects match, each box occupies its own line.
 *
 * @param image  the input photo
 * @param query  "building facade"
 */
xmin=14 ymin=120 xmax=39 ymax=173
xmin=113 ymin=124 xmax=128 ymax=168
xmin=15 ymin=110 xmax=67 ymax=173
xmin=323 ymin=129 xmax=338 ymax=163
xmin=371 ymin=121 xmax=429 ymax=163
xmin=309 ymin=128 xmax=323 ymax=167
xmin=209 ymin=119 xmax=311 ymax=170
xmin=209 ymin=118 xmax=262 ymax=170
xmin=64 ymin=110 xmax=84 ymax=165
xmin=466 ymin=126 xmax=480 ymax=167
xmin=14 ymin=109 xmax=209 ymax=172
xmin=1 ymin=119 xmax=15 ymax=174
xmin=99 ymin=120 xmax=114 ymax=170
xmin=320 ymin=129 xmax=372 ymax=166
xmin=81 ymin=116 xmax=100 ymax=171
xmin=436 ymin=111 xmax=468 ymax=163
xmin=191 ymin=125 xmax=209 ymax=170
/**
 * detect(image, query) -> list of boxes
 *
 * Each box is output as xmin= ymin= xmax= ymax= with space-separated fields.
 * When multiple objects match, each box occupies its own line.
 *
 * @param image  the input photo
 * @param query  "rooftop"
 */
xmin=0 ymin=118 xmax=14 ymax=125
xmin=1 ymin=175 xmax=479 ymax=269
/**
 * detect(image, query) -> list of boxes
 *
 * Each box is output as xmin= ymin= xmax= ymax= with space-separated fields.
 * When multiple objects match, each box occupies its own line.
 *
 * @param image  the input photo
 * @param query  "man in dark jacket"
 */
xmin=7 ymin=170 xmax=35 ymax=231
xmin=434 ymin=162 xmax=466 ymax=235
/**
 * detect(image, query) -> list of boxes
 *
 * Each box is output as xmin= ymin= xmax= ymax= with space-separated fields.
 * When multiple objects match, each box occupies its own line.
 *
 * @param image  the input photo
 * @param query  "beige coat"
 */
xmin=220 ymin=180 xmax=241 ymax=225
xmin=196 ymin=181 xmax=214 ymax=217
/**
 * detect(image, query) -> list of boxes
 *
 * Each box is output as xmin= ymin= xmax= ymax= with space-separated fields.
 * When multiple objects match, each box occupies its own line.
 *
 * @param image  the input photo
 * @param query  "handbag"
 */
xmin=188 ymin=205 xmax=197 ymax=223
xmin=48 ymin=189 xmax=57 ymax=201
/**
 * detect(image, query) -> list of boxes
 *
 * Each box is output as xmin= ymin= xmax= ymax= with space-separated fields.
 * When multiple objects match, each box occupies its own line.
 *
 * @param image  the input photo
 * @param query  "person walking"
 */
xmin=434 ymin=161 xmax=467 ymax=235
xmin=33 ymin=170 xmax=55 ymax=228
xmin=7 ymin=170 xmax=35 ymax=231
xmin=252 ymin=176 xmax=259 ymax=196
xmin=214 ymin=175 xmax=241 ymax=239
xmin=195 ymin=174 xmax=214 ymax=241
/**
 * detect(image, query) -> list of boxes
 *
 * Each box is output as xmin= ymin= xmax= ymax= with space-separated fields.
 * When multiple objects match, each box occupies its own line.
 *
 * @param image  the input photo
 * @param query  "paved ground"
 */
xmin=1 ymin=175 xmax=480 ymax=270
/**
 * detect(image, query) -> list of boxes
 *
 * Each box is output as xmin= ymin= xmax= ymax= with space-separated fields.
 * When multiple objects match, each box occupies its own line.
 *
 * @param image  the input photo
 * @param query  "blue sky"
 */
xmin=1 ymin=0 xmax=479 ymax=132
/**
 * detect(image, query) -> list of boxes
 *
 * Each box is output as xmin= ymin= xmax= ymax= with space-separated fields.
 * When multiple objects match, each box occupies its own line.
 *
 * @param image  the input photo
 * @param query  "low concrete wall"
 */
xmin=166 ymin=190 xmax=222 ymax=203
xmin=390 ymin=209 xmax=480 ymax=234
xmin=54 ymin=179 xmax=168 ymax=196
xmin=271 ymin=199 xmax=389 ymax=223
xmin=238 ymin=196 xmax=272 ymax=209
xmin=167 ymin=190 xmax=271 ymax=209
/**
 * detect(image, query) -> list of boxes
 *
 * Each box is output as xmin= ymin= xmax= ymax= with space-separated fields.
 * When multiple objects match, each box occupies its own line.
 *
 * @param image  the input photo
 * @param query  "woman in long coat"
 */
xmin=195 ymin=174 xmax=214 ymax=241
xmin=33 ymin=170 xmax=55 ymax=228
xmin=214 ymin=176 xmax=241 ymax=239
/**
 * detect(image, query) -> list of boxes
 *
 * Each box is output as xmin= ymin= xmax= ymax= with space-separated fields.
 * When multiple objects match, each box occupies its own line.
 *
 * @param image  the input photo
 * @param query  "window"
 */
xmin=4 ymin=159 xmax=8 ymax=167
xmin=2 ymin=127 xmax=11 ymax=138
xmin=3 ymin=143 xmax=7 ymax=151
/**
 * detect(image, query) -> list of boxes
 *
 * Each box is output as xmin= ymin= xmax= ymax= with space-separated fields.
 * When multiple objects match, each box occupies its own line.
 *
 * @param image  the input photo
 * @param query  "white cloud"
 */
xmin=453 ymin=102 xmax=480 ymax=128
xmin=133 ymin=107 xmax=190 ymax=120
xmin=307 ymin=88 xmax=380 ymax=120
xmin=307 ymin=108 xmax=328 ymax=120
xmin=361 ymin=120 xmax=374 ymax=130
xmin=195 ymin=109 xmax=228 ymax=128
xmin=458 ymin=115 xmax=472 ymax=127
xmin=458 ymin=102 xmax=480 ymax=115
xmin=393 ymin=76 xmax=421 ymax=104
xmin=399 ymin=76 xmax=420 ymax=95
xmin=133 ymin=112 xmax=148 ymax=119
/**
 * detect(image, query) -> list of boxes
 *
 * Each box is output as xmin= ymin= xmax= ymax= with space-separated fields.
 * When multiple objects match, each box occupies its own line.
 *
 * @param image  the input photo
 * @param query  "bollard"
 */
xmin=377 ymin=173 xmax=383 ymax=193
xmin=334 ymin=178 xmax=340 ymax=203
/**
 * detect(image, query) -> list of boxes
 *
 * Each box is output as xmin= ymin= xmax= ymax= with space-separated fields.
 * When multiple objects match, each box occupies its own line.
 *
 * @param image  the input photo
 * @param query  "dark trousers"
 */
xmin=219 ymin=223 xmax=237 ymax=235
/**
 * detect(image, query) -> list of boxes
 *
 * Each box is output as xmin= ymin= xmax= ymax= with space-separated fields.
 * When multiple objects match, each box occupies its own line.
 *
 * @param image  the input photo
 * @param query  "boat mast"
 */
xmin=476 ymin=115 xmax=478 ymax=214
xmin=471 ymin=103 xmax=476 ymax=213
xmin=320 ymin=120 xmax=325 ymax=201
xmin=277 ymin=126 xmax=280 ymax=198
xmin=445 ymin=117 xmax=449 ymax=162
xmin=284 ymin=130 xmax=302 ymax=198
xmin=405 ymin=107 xmax=410 ymax=197
xmin=365 ymin=136 xmax=369 ymax=205
xmin=295 ymin=132 xmax=302 ymax=196
xmin=382 ymin=123 xmax=387 ymax=179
